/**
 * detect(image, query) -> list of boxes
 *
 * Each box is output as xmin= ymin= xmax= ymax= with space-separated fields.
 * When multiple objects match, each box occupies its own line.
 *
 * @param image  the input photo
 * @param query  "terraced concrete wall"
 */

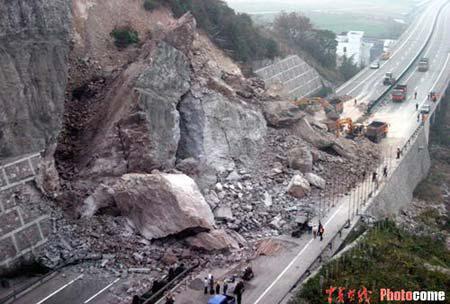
xmin=0 ymin=154 xmax=50 ymax=274
xmin=255 ymin=56 xmax=323 ymax=99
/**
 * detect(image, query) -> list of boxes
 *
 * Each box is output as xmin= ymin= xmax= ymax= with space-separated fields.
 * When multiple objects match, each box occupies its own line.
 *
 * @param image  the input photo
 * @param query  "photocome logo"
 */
xmin=325 ymin=286 xmax=446 ymax=303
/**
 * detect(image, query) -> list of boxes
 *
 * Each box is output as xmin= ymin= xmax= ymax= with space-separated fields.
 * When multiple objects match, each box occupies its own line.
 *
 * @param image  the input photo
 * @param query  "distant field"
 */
xmin=227 ymin=0 xmax=417 ymax=16
xmin=227 ymin=0 xmax=418 ymax=38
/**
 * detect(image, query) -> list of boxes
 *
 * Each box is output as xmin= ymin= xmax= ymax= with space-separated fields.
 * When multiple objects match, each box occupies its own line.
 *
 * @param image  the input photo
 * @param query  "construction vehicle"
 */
xmin=391 ymin=84 xmax=407 ymax=102
xmin=383 ymin=72 xmax=395 ymax=85
xmin=331 ymin=117 xmax=364 ymax=138
xmin=418 ymin=58 xmax=429 ymax=72
xmin=365 ymin=121 xmax=388 ymax=143
xmin=329 ymin=97 xmax=344 ymax=114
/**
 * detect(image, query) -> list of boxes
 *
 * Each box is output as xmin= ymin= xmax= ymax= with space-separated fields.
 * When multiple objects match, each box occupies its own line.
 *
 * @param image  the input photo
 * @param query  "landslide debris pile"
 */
xmin=1 ymin=1 xmax=381 ymax=290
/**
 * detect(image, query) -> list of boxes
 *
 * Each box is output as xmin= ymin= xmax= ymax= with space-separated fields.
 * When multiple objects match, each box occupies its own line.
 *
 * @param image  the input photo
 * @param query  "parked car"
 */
xmin=208 ymin=295 xmax=236 ymax=304
xmin=420 ymin=104 xmax=431 ymax=114
xmin=370 ymin=61 xmax=380 ymax=69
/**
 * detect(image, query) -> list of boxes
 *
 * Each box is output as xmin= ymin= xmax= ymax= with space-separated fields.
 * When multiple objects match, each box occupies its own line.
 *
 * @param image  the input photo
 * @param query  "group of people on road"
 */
xmin=203 ymin=274 xmax=230 ymax=296
xmin=203 ymin=273 xmax=246 ymax=304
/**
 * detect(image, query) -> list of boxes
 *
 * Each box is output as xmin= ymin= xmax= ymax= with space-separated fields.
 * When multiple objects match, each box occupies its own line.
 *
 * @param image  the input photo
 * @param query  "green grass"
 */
xmin=304 ymin=12 xmax=406 ymax=39
xmin=252 ymin=12 xmax=407 ymax=38
xmin=110 ymin=27 xmax=140 ymax=49
xmin=292 ymin=221 xmax=450 ymax=304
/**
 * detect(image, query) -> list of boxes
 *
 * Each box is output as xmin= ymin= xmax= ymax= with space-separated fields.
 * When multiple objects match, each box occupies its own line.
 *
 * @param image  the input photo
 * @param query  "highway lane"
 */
xmin=371 ymin=1 xmax=450 ymax=152
xmin=11 ymin=271 xmax=121 ymax=304
xmin=338 ymin=0 xmax=449 ymax=119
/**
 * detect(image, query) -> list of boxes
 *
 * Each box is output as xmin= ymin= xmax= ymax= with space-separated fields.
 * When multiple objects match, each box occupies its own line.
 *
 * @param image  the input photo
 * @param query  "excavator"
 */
xmin=332 ymin=118 xmax=365 ymax=138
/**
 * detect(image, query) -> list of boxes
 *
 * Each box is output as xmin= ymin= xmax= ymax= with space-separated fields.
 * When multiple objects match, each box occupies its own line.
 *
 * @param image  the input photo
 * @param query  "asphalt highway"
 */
xmin=338 ymin=0 xmax=449 ymax=120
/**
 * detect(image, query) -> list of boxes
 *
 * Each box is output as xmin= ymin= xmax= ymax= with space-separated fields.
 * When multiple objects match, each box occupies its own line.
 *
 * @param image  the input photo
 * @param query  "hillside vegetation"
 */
xmin=293 ymin=221 xmax=450 ymax=304
xmin=159 ymin=0 xmax=280 ymax=63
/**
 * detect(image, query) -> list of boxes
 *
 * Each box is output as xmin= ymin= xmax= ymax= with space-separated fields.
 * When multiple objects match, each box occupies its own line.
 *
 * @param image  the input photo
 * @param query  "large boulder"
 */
xmin=287 ymin=174 xmax=311 ymax=198
xmin=305 ymin=172 xmax=326 ymax=189
xmin=292 ymin=117 xmax=334 ymax=149
xmin=292 ymin=117 xmax=353 ymax=159
xmin=263 ymin=101 xmax=306 ymax=128
xmin=177 ymin=91 xmax=266 ymax=187
xmin=185 ymin=229 xmax=239 ymax=252
xmin=85 ymin=173 xmax=215 ymax=240
xmin=287 ymin=146 xmax=313 ymax=172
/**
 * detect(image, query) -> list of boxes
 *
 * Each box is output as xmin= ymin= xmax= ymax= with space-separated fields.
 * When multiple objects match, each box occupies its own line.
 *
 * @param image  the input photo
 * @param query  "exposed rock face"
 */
xmin=287 ymin=174 xmax=311 ymax=198
xmin=287 ymin=146 xmax=313 ymax=172
xmin=0 ymin=0 xmax=71 ymax=157
xmin=83 ymin=42 xmax=191 ymax=180
xmin=35 ymin=144 xmax=61 ymax=198
xmin=177 ymin=91 xmax=267 ymax=186
xmin=263 ymin=101 xmax=306 ymax=128
xmin=88 ymin=173 xmax=215 ymax=240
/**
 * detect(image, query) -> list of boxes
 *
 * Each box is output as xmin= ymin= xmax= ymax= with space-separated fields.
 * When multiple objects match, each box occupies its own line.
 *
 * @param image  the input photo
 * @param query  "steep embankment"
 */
xmin=56 ymin=2 xmax=268 ymax=206
xmin=0 ymin=0 xmax=71 ymax=158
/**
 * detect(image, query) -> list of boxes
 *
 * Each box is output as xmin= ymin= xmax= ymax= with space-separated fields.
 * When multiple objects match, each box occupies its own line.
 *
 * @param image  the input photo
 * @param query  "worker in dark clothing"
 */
xmin=165 ymin=293 xmax=175 ymax=304
xmin=168 ymin=267 xmax=175 ymax=282
xmin=383 ymin=166 xmax=388 ymax=178
xmin=174 ymin=263 xmax=185 ymax=276
xmin=209 ymin=274 xmax=215 ymax=295
xmin=417 ymin=113 xmax=420 ymax=122
xmin=242 ymin=266 xmax=254 ymax=280
xmin=354 ymin=99 xmax=357 ymax=105
xmin=416 ymin=103 xmax=419 ymax=111
xmin=396 ymin=148 xmax=401 ymax=159
xmin=318 ymin=221 xmax=324 ymax=241
xmin=215 ymin=281 xmax=221 ymax=294
xmin=372 ymin=172 xmax=377 ymax=182
xmin=372 ymin=172 xmax=378 ymax=188
xmin=223 ymin=281 xmax=229 ymax=295
xmin=234 ymin=281 xmax=245 ymax=304
xmin=414 ymin=91 xmax=417 ymax=99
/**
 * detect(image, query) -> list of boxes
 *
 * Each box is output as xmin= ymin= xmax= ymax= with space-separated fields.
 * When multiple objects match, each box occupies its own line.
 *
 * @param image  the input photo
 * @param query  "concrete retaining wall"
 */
xmin=368 ymin=126 xmax=431 ymax=218
xmin=254 ymin=55 xmax=323 ymax=99
xmin=0 ymin=154 xmax=50 ymax=274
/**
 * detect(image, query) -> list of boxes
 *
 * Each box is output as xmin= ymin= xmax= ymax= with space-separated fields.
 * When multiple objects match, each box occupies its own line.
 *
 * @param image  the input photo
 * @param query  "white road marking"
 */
xmin=83 ymin=278 xmax=120 ymax=303
xmin=253 ymin=203 xmax=347 ymax=304
xmin=35 ymin=274 xmax=84 ymax=304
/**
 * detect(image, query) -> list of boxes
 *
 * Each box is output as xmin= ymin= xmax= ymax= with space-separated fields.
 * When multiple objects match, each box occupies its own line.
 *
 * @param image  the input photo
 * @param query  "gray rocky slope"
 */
xmin=0 ymin=1 xmax=382 ymax=282
xmin=0 ymin=0 xmax=71 ymax=157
